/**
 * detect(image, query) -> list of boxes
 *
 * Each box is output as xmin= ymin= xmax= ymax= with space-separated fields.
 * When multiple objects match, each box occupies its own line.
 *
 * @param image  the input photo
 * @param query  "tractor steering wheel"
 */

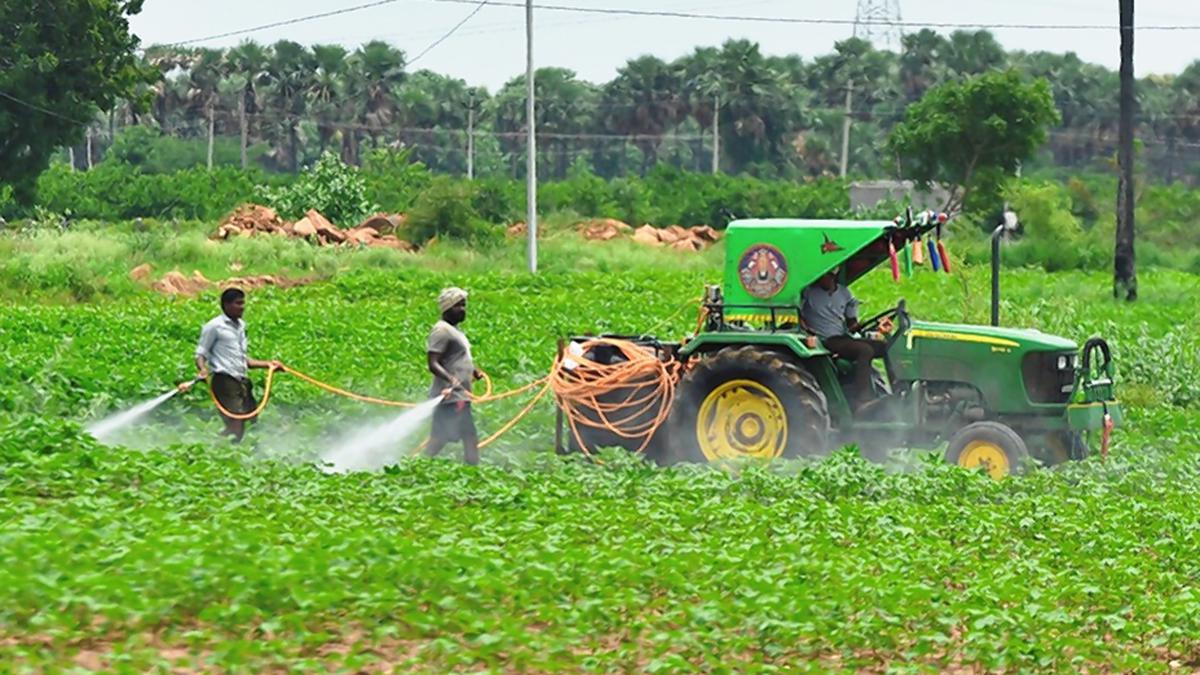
xmin=856 ymin=300 xmax=910 ymax=351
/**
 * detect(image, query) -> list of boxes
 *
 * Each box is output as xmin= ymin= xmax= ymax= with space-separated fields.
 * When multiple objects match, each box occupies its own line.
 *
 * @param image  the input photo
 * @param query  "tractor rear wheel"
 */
xmin=945 ymin=421 xmax=1029 ymax=479
xmin=665 ymin=346 xmax=829 ymax=464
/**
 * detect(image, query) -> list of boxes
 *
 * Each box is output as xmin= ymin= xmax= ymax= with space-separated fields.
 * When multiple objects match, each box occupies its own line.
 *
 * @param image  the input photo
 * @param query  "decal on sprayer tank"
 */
xmin=738 ymin=244 xmax=788 ymax=298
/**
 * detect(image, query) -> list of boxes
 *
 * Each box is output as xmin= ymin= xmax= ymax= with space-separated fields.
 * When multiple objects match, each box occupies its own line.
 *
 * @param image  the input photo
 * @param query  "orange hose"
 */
xmin=282 ymin=365 xmax=420 ymax=408
xmin=548 ymin=337 xmax=682 ymax=456
xmin=199 ymin=335 xmax=681 ymax=460
xmin=205 ymin=367 xmax=279 ymax=421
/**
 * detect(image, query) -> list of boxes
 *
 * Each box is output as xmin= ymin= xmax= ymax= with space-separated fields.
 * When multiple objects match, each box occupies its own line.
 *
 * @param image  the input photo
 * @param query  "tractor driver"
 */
xmin=799 ymin=267 xmax=893 ymax=412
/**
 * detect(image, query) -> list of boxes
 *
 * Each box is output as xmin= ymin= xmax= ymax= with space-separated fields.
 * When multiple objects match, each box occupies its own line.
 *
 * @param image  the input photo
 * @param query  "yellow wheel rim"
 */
xmin=696 ymin=379 xmax=788 ymax=462
xmin=958 ymin=440 xmax=1010 ymax=480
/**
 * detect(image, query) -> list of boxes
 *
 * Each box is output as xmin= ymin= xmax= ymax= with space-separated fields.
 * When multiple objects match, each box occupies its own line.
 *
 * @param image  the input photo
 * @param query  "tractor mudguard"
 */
xmin=679 ymin=332 xmax=827 ymax=360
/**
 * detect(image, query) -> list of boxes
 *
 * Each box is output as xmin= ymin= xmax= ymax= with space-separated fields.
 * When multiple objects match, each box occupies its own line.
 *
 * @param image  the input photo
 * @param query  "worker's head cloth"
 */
xmin=438 ymin=287 xmax=468 ymax=313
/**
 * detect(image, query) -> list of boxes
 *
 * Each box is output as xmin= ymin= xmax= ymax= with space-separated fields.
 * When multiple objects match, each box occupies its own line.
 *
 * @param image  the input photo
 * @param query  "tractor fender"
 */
xmin=680 ymin=332 xmax=827 ymax=360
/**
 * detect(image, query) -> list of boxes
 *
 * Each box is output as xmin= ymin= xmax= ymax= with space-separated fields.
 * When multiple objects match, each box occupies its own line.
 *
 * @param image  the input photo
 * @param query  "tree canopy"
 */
xmin=888 ymin=70 xmax=1061 ymax=213
xmin=0 ymin=0 xmax=155 ymax=203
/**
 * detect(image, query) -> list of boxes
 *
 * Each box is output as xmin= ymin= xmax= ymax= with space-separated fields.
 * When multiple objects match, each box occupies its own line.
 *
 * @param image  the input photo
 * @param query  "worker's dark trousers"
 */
xmin=823 ymin=336 xmax=888 ymax=406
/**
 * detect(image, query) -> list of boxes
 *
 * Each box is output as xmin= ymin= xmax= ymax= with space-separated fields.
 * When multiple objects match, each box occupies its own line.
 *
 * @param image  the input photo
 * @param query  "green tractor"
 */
xmin=562 ymin=216 xmax=1121 ymax=478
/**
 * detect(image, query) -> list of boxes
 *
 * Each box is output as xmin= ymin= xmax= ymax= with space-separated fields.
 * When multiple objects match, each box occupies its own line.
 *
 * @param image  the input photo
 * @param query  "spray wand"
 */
xmin=176 ymin=376 xmax=204 ymax=393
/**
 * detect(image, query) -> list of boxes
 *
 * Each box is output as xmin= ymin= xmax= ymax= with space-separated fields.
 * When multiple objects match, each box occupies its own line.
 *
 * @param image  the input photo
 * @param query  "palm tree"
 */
xmin=600 ymin=56 xmax=686 ymax=175
xmin=344 ymin=41 xmax=406 ymax=156
xmin=186 ymin=48 xmax=225 ymax=169
xmin=396 ymin=71 xmax=480 ymax=173
xmin=713 ymin=40 xmax=804 ymax=175
xmin=945 ymin=30 xmax=1007 ymax=77
xmin=677 ymin=47 xmax=722 ymax=173
xmin=492 ymin=68 xmax=598 ymax=179
xmin=225 ymin=41 xmax=269 ymax=169
xmin=143 ymin=44 xmax=190 ymax=134
xmin=308 ymin=44 xmax=349 ymax=156
xmin=262 ymin=40 xmax=316 ymax=171
xmin=899 ymin=29 xmax=948 ymax=102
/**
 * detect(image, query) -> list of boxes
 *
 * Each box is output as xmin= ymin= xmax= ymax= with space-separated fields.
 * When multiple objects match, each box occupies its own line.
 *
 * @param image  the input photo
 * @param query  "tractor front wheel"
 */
xmin=666 ymin=346 xmax=829 ymax=464
xmin=945 ymin=421 xmax=1029 ymax=479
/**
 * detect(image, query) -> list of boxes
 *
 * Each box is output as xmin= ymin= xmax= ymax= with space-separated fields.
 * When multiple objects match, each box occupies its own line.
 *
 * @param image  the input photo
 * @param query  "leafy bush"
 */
xmin=470 ymin=177 xmax=522 ymax=223
xmin=360 ymin=148 xmax=433 ymax=212
xmin=33 ymin=163 xmax=267 ymax=221
xmin=1002 ymin=180 xmax=1086 ymax=271
xmin=406 ymin=177 xmax=501 ymax=245
xmin=256 ymin=152 xmax=377 ymax=227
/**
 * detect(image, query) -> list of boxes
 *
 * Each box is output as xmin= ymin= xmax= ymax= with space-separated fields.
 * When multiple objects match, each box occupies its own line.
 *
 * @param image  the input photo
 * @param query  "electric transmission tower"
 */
xmin=840 ymin=0 xmax=903 ymax=177
xmin=853 ymin=0 xmax=903 ymax=49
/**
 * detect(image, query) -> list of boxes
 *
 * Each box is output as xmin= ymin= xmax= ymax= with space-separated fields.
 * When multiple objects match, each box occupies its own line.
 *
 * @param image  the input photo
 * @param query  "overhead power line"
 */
xmin=428 ymin=0 xmax=1200 ymax=31
xmin=0 ymin=90 xmax=91 ymax=124
xmin=169 ymin=0 xmax=1200 ymax=46
xmin=173 ymin=0 xmax=406 ymax=45
xmin=408 ymin=1 xmax=490 ymax=66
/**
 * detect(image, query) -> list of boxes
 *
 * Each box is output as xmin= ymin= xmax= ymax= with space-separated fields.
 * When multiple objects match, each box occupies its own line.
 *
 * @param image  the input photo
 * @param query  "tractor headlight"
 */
xmin=1057 ymin=355 xmax=1069 ymax=370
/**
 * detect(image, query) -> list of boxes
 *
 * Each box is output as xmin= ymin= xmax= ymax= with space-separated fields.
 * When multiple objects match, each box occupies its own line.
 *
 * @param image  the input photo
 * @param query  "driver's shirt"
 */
xmin=801 ymin=284 xmax=860 ymax=339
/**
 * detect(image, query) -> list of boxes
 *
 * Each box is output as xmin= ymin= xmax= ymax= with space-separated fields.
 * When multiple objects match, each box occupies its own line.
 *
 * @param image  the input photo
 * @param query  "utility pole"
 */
xmin=239 ymin=90 xmax=249 ymax=169
xmin=710 ymin=94 xmax=720 ymax=174
xmin=1114 ymin=0 xmax=1137 ymax=301
xmin=526 ymin=0 xmax=537 ymax=273
xmin=206 ymin=101 xmax=215 ymax=171
xmin=86 ymin=128 xmax=94 ymax=170
xmin=839 ymin=80 xmax=853 ymax=177
xmin=68 ymin=147 xmax=75 ymax=171
xmin=467 ymin=90 xmax=476 ymax=180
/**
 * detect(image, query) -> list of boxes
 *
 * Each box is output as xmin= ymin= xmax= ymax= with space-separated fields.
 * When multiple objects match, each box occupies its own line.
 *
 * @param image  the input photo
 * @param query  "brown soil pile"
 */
xmin=579 ymin=218 xmax=633 ymax=241
xmin=632 ymin=224 xmax=721 ymax=251
xmin=213 ymin=205 xmax=416 ymax=251
xmin=135 ymin=265 xmax=315 ymax=297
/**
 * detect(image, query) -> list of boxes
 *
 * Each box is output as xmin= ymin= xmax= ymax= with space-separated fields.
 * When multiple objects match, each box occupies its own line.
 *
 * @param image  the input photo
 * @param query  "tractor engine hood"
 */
xmin=905 ymin=320 xmax=1078 ymax=352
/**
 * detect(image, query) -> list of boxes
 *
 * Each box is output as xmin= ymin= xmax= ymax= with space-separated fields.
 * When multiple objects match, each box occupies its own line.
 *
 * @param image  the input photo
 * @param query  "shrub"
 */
xmin=1002 ymin=180 xmax=1086 ymax=272
xmin=406 ymin=178 xmax=501 ymax=246
xmin=256 ymin=152 xmax=376 ymax=227
xmin=360 ymin=148 xmax=433 ymax=212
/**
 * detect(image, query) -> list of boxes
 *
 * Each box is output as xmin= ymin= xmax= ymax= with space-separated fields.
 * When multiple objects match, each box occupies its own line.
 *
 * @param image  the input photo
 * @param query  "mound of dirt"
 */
xmin=215 ymin=204 xmax=286 ymax=239
xmin=129 ymin=263 xmax=154 ymax=283
xmin=151 ymin=271 xmax=214 ymax=296
xmin=213 ymin=204 xmax=415 ymax=250
xmin=632 ymin=224 xmax=721 ymax=251
xmin=580 ymin=219 xmax=633 ymax=241
xmin=140 ymin=266 xmax=315 ymax=297
xmin=357 ymin=212 xmax=406 ymax=234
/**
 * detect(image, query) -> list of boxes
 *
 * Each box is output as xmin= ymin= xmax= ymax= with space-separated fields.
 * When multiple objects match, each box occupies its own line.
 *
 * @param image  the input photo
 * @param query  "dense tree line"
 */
xmin=56 ymin=31 xmax=1200 ymax=184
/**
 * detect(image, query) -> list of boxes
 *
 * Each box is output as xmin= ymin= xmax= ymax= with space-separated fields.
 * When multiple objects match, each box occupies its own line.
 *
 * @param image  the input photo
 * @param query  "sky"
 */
xmin=130 ymin=0 xmax=1200 ymax=91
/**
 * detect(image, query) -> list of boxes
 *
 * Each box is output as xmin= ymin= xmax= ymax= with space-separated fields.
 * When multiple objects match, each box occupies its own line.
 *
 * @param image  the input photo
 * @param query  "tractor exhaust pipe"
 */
xmin=991 ymin=208 xmax=1019 ymax=326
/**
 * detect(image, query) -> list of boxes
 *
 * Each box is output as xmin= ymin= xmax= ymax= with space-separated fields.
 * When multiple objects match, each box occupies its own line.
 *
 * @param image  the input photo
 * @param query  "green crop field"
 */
xmin=3 ymin=233 xmax=1200 ymax=671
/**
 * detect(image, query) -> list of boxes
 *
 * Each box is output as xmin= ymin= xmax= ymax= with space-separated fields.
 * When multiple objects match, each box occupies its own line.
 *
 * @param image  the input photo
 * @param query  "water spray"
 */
xmin=317 ymin=396 xmax=444 ymax=474
xmin=86 ymin=377 xmax=201 ymax=443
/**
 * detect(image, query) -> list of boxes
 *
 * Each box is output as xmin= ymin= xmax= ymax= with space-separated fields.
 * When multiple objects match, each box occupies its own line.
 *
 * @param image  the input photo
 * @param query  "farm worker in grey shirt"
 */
xmin=800 ymin=267 xmax=893 ymax=411
xmin=426 ymin=286 xmax=485 ymax=465
xmin=182 ymin=287 xmax=282 ymax=442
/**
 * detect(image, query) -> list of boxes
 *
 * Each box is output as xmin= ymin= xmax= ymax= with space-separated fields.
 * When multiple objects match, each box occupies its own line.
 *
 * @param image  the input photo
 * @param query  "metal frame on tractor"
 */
xmin=560 ymin=213 xmax=1122 ymax=478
